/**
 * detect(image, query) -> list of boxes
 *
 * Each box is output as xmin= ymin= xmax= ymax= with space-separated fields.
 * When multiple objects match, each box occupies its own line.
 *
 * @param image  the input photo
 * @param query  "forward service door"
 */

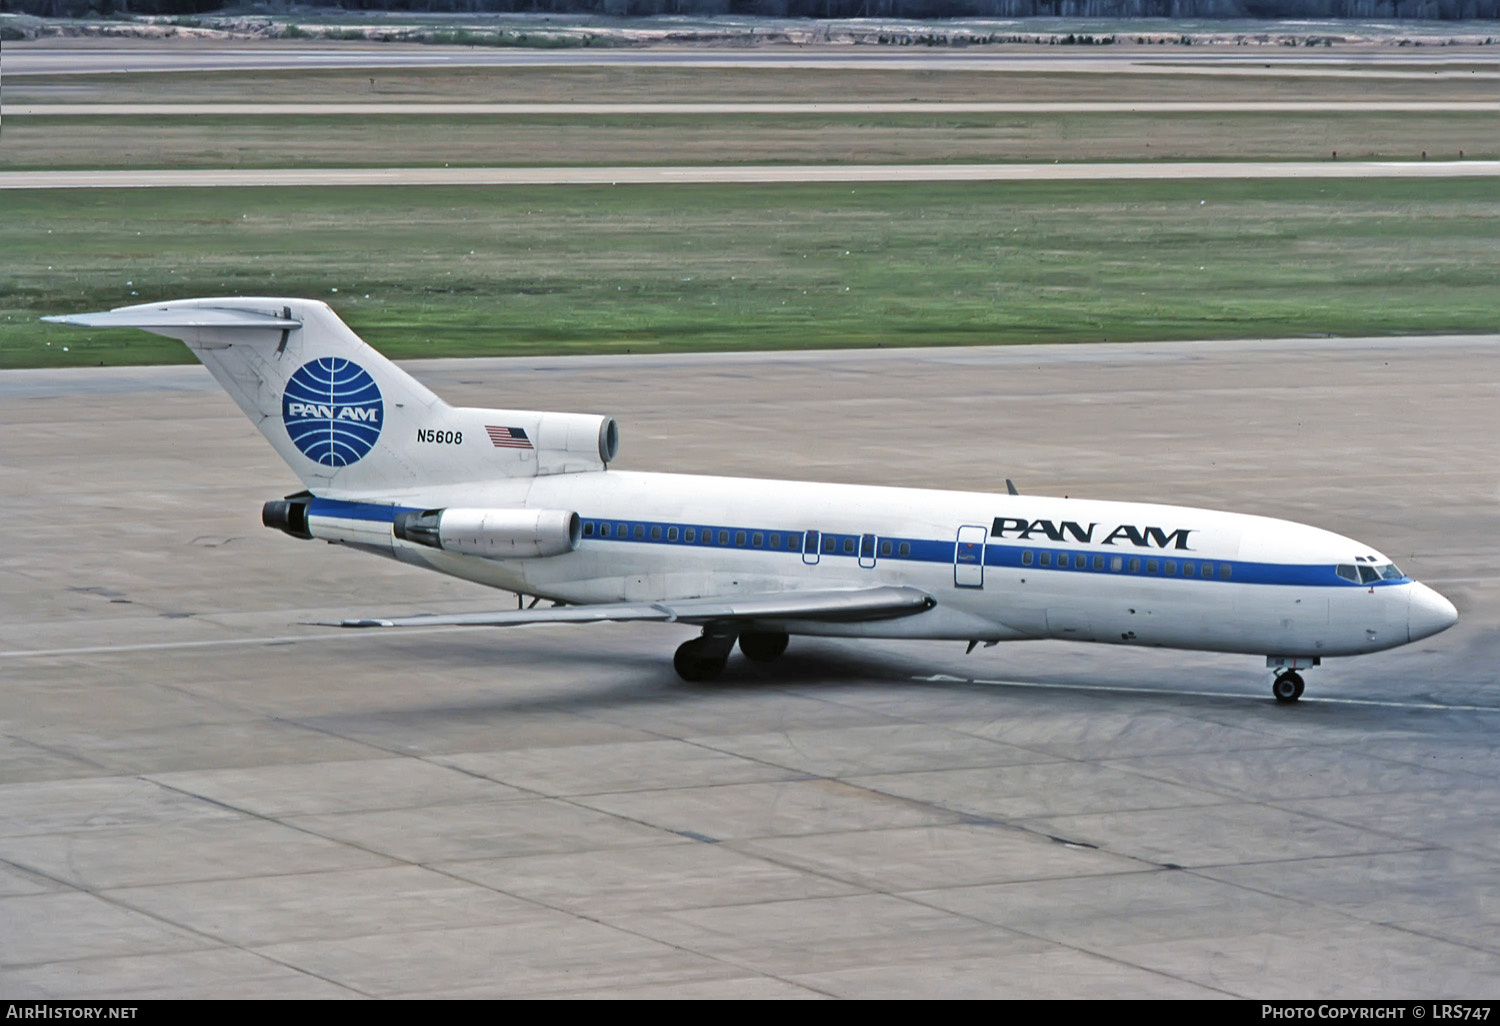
xmin=955 ymin=525 xmax=986 ymax=588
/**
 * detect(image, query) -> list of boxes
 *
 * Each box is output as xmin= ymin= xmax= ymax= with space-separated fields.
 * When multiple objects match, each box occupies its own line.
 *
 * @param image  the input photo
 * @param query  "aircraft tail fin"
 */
xmin=45 ymin=298 xmax=616 ymax=497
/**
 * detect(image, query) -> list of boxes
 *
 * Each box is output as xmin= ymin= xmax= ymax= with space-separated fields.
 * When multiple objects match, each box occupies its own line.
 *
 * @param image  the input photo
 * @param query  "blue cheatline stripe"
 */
xmin=298 ymin=500 xmax=1410 ymax=590
xmin=571 ymin=515 xmax=1409 ymax=590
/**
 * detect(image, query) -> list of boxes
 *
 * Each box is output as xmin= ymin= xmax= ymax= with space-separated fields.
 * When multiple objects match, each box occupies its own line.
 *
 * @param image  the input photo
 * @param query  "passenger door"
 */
xmin=954 ymin=525 xmax=986 ymax=588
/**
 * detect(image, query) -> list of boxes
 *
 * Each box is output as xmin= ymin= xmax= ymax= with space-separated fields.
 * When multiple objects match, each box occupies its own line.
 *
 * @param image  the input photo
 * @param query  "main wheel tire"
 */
xmin=1272 ymin=671 xmax=1305 ymax=703
xmin=674 ymin=639 xmax=728 ymax=682
xmin=739 ymin=631 xmax=789 ymax=663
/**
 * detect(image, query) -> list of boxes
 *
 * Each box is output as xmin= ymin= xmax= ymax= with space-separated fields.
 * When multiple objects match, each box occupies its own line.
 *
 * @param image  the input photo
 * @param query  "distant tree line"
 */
xmin=5 ymin=0 xmax=1498 ymax=20
xmin=3 ymin=0 xmax=223 ymax=12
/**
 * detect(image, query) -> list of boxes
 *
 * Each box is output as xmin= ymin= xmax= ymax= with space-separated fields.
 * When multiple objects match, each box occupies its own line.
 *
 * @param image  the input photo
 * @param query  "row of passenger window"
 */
xmin=581 ymin=520 xmax=1237 ymax=579
xmin=581 ymin=520 xmax=915 ymax=558
xmin=1022 ymin=549 xmax=1232 ymax=579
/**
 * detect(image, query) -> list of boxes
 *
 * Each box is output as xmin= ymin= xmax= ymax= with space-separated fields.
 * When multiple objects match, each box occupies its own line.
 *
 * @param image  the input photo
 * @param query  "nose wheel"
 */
xmin=1272 ymin=670 xmax=1305 ymax=703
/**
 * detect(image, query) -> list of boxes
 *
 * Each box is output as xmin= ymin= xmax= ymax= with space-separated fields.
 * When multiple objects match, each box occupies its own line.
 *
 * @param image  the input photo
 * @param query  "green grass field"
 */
xmin=5 ymin=178 xmax=1497 ymax=369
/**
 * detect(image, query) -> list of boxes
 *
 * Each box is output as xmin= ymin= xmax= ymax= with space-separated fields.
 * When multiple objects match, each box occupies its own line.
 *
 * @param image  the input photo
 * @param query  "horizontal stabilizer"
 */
xmin=332 ymin=585 xmax=936 ymax=629
xmin=45 ymin=296 xmax=614 ymax=494
xmin=41 ymin=307 xmax=300 ymax=330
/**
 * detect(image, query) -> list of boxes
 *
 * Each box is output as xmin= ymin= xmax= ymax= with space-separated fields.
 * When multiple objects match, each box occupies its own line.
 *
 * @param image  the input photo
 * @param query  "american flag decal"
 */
xmin=486 ymin=425 xmax=533 ymax=450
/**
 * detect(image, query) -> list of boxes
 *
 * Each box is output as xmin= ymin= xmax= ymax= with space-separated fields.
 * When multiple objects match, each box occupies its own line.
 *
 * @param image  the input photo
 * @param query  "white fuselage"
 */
xmin=305 ymin=469 xmax=1450 ymax=660
xmin=45 ymin=297 xmax=1456 ymax=674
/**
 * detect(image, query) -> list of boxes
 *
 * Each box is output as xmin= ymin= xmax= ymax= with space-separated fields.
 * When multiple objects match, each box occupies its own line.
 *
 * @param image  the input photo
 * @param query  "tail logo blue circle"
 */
xmin=282 ymin=358 xmax=383 ymax=467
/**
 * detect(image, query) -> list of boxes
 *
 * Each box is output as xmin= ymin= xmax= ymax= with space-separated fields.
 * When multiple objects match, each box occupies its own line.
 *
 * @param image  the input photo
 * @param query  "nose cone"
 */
xmin=1408 ymin=583 xmax=1459 ymax=643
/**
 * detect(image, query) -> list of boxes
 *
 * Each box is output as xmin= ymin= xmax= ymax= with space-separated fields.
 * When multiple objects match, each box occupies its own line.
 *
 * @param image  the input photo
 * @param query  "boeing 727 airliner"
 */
xmin=46 ymin=298 xmax=1459 ymax=702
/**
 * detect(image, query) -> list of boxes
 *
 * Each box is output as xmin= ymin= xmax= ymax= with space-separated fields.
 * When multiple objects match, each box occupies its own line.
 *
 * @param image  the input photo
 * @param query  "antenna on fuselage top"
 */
xmin=1006 ymin=479 xmax=1020 ymax=496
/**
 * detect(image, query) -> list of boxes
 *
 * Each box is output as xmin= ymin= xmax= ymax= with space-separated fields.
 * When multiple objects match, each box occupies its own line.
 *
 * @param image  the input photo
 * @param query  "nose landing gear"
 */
xmin=1272 ymin=670 xmax=1305 ymax=703
xmin=1267 ymin=656 xmax=1318 ymax=704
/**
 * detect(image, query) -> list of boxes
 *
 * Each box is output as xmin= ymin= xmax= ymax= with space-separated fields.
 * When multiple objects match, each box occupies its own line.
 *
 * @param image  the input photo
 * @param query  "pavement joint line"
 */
xmin=1351 ymin=744 xmax=1500 ymax=784
xmin=1192 ymin=846 xmax=1450 ymax=870
xmin=784 ymin=671 xmax=1310 ymax=772
xmin=411 ymin=845 xmax=840 ymax=998
xmin=0 ymin=847 xmax=375 ymax=996
xmin=1377 ymin=919 xmax=1500 ymax=959
xmin=1252 ymin=793 xmax=1495 ymax=866
xmin=0 ymin=729 xmax=114 ymax=774
xmin=885 ymin=879 xmax=1246 ymax=998
xmin=133 ymin=774 xmax=779 ymax=993
xmin=873 ymin=823 xmax=1466 ymax=990
xmin=717 ymin=759 xmax=1239 ymax=879
xmin=147 ymin=675 xmax=498 ymax=774
xmin=927 ymin=675 xmax=1500 ymax=713
xmin=0 ymin=855 xmax=73 ymax=895
xmin=1181 ymin=853 xmax=1500 ymax=960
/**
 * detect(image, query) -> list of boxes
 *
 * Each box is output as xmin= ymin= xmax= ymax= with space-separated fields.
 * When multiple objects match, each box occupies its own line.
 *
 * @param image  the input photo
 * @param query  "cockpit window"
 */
xmin=1341 ymin=562 xmax=1402 ymax=583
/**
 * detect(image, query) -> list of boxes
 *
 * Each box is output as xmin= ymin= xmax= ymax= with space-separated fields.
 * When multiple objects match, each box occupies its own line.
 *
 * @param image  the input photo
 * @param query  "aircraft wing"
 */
xmin=333 ymin=585 xmax=935 ymax=629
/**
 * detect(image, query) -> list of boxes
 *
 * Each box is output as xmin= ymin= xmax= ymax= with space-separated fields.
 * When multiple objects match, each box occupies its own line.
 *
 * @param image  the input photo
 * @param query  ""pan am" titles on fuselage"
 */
xmin=991 ymin=517 xmax=1194 ymax=550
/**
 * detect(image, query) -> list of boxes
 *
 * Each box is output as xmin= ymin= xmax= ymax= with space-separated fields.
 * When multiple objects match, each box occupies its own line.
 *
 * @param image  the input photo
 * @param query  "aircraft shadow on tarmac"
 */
xmin=290 ymin=630 xmax=1418 ymax=728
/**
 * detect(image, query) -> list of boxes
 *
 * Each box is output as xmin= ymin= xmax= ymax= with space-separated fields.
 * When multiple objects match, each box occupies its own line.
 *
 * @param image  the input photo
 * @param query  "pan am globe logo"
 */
xmin=282 ymin=358 xmax=383 ymax=467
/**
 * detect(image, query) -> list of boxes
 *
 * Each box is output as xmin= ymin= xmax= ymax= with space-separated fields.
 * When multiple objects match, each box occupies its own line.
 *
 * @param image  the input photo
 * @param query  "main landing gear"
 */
xmin=1272 ymin=670 xmax=1306 ymax=704
xmin=672 ymin=629 xmax=790 ymax=681
xmin=738 ymin=631 xmax=789 ymax=663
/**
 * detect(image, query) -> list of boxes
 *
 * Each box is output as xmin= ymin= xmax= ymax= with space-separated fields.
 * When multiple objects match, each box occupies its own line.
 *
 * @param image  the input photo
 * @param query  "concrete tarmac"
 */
xmin=1 ymin=336 xmax=1497 ymax=997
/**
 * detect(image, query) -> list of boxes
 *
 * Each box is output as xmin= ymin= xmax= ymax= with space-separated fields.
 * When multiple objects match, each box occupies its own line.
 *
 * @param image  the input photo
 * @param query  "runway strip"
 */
xmin=7 ymin=101 xmax=1498 ymax=116
xmin=3 ymin=160 xmax=1494 ymax=189
xmin=7 ymin=45 xmax=1499 ymax=76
